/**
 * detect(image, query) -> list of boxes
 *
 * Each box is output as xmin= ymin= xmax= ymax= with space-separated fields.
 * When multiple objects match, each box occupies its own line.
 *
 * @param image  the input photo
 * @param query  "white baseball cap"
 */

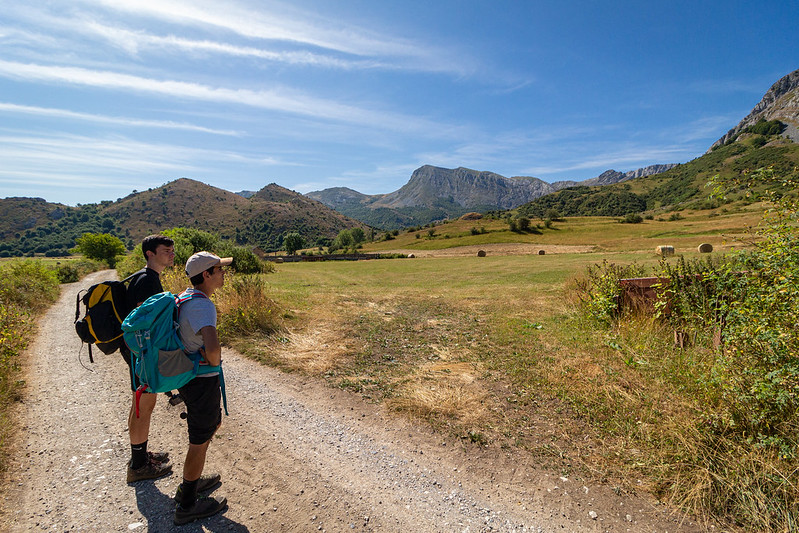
xmin=185 ymin=251 xmax=233 ymax=278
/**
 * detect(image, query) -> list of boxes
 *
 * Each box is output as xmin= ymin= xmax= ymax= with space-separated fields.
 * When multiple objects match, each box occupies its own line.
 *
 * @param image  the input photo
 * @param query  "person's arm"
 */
xmin=198 ymin=325 xmax=221 ymax=366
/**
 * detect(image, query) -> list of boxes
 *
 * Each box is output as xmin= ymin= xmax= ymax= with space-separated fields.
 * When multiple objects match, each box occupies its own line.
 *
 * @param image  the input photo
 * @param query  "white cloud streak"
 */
xmin=78 ymin=0 xmax=427 ymax=58
xmin=0 ymin=102 xmax=242 ymax=136
xmin=0 ymin=59 xmax=450 ymax=134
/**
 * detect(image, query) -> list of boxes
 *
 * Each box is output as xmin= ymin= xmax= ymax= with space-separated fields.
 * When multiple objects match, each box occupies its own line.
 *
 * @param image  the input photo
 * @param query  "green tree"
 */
xmin=350 ymin=227 xmax=365 ymax=244
xmin=284 ymin=233 xmax=305 ymax=255
xmin=330 ymin=229 xmax=354 ymax=252
xmin=72 ymin=233 xmax=126 ymax=267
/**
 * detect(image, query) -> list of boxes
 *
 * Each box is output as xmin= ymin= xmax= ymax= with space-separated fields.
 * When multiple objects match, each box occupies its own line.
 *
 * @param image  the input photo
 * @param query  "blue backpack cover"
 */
xmin=122 ymin=291 xmax=227 ymax=416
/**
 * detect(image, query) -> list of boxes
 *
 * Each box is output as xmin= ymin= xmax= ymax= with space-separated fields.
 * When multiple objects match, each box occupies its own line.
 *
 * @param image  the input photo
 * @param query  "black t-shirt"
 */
xmin=125 ymin=267 xmax=163 ymax=313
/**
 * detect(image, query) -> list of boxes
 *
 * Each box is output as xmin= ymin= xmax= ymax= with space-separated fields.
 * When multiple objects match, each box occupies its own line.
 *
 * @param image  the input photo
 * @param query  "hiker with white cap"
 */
xmin=173 ymin=251 xmax=232 ymax=525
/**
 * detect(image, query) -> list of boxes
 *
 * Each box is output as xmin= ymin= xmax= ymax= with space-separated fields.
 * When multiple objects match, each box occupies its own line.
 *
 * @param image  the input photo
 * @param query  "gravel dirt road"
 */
xmin=1 ymin=271 xmax=714 ymax=532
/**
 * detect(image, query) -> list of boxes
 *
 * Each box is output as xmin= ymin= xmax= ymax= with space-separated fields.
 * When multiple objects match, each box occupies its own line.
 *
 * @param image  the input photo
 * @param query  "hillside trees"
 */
xmin=0 ymin=204 xmax=128 ymax=257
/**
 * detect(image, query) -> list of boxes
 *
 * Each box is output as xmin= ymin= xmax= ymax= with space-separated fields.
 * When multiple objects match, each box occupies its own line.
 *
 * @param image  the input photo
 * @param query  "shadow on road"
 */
xmin=133 ymin=480 xmax=249 ymax=532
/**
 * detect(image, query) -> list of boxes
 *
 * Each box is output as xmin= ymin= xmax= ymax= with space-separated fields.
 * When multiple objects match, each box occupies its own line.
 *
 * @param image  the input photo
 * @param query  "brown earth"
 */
xmin=0 ymin=270 xmax=725 ymax=532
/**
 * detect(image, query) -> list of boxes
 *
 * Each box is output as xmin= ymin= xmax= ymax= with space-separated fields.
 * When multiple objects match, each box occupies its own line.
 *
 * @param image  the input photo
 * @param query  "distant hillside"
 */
xmin=0 ymin=197 xmax=69 ymax=241
xmin=711 ymin=68 xmax=799 ymax=148
xmin=0 ymin=179 xmax=367 ymax=257
xmin=307 ymin=164 xmax=674 ymax=229
xmin=516 ymin=138 xmax=799 ymax=218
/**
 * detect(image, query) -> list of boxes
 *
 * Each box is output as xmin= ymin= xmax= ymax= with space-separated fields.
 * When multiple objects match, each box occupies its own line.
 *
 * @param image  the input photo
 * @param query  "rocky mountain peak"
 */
xmin=711 ymin=68 xmax=799 ymax=149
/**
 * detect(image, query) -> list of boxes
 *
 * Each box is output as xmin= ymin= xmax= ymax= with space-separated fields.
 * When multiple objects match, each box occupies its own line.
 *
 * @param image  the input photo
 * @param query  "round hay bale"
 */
xmin=275 ymin=257 xmax=284 ymax=264
xmin=477 ymin=250 xmax=487 ymax=257
xmin=407 ymin=253 xmax=415 ymax=258
xmin=538 ymin=250 xmax=546 ymax=255
xmin=656 ymin=245 xmax=675 ymax=257
xmin=697 ymin=243 xmax=713 ymax=253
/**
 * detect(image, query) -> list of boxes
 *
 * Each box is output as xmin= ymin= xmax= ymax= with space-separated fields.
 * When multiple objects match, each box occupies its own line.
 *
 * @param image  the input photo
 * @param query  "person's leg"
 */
xmin=129 ymin=391 xmax=157 ymax=445
xmin=183 ymin=440 xmax=211 ymax=482
xmin=174 ymin=378 xmax=226 ymax=524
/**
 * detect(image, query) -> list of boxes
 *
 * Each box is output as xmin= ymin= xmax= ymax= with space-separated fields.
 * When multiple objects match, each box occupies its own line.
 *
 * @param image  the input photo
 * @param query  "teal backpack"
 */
xmin=122 ymin=291 xmax=228 ymax=417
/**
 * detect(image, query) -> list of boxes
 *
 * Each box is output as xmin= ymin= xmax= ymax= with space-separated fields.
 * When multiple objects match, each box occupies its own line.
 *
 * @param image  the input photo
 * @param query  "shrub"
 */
xmin=54 ymin=264 xmax=80 ymax=283
xmin=0 ymin=260 xmax=62 ymax=470
xmin=215 ymin=275 xmax=284 ymax=338
xmin=572 ymin=259 xmax=647 ymax=324
xmin=621 ymin=213 xmax=643 ymax=224
xmin=0 ymin=260 xmax=60 ymax=311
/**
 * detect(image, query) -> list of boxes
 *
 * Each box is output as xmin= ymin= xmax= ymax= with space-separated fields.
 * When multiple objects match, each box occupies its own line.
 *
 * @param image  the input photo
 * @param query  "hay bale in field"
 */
xmin=407 ymin=253 xmax=415 ymax=258
xmin=656 ymin=245 xmax=675 ymax=256
xmin=275 ymin=257 xmax=284 ymax=263
xmin=538 ymin=250 xmax=546 ymax=255
xmin=477 ymin=250 xmax=487 ymax=257
xmin=697 ymin=243 xmax=713 ymax=253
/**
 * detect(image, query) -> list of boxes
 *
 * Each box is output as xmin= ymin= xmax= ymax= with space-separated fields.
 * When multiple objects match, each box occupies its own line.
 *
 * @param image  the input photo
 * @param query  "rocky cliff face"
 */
xmin=711 ymin=68 xmax=799 ymax=149
xmin=372 ymin=166 xmax=555 ymax=210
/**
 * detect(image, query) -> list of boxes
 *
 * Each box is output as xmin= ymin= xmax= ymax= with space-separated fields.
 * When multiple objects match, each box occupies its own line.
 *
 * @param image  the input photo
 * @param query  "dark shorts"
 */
xmin=120 ymin=345 xmax=140 ymax=392
xmin=179 ymin=376 xmax=222 ymax=445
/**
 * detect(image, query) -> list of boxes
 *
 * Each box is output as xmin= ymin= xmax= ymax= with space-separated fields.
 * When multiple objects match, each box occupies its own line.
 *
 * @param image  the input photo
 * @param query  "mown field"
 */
xmin=222 ymin=204 xmax=784 ymax=531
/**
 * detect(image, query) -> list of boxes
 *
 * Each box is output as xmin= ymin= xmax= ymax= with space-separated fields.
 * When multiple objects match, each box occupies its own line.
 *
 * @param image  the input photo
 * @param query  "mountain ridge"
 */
xmin=306 ymin=163 xmax=677 ymax=228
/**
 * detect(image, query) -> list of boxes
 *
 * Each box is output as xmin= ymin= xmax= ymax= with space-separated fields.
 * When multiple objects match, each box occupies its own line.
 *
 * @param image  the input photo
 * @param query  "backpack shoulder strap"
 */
xmin=176 ymin=290 xmax=209 ymax=307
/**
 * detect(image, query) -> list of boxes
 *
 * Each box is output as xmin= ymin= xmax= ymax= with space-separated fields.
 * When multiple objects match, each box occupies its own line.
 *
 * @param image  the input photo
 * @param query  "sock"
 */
xmin=130 ymin=440 xmax=148 ymax=470
xmin=180 ymin=478 xmax=199 ymax=509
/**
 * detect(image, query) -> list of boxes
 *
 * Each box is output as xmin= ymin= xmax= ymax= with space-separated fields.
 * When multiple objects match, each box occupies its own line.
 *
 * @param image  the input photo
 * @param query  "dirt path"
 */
xmin=1 ymin=271 xmax=713 ymax=532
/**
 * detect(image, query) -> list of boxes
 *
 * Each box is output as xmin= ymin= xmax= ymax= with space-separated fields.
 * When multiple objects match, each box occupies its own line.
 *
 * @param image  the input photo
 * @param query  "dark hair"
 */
xmin=142 ymin=234 xmax=174 ymax=260
xmin=189 ymin=266 xmax=215 ymax=287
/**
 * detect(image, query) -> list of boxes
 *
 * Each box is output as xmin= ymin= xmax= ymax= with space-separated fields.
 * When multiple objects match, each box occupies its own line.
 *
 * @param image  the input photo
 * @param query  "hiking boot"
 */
xmin=148 ymin=451 xmax=170 ymax=464
xmin=174 ymin=495 xmax=228 ymax=525
xmin=126 ymin=458 xmax=173 ymax=483
xmin=174 ymin=473 xmax=222 ymax=502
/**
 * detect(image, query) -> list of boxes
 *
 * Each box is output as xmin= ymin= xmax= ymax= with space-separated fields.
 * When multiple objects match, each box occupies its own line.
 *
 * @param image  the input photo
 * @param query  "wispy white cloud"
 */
xmin=64 ymin=0 xmax=472 ymax=75
xmin=0 ymin=133 xmax=284 ymax=179
xmin=0 ymin=59 xmax=454 ymax=134
xmin=0 ymin=102 xmax=242 ymax=135
xmin=81 ymin=22 xmax=437 ymax=72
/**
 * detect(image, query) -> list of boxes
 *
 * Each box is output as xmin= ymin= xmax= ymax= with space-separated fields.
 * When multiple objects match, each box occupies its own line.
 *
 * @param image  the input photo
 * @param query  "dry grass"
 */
xmin=219 ymin=210 xmax=789 ymax=529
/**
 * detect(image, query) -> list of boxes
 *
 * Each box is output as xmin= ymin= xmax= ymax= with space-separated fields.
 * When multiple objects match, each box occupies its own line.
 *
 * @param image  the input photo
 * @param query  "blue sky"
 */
xmin=0 ymin=1 xmax=797 ymax=206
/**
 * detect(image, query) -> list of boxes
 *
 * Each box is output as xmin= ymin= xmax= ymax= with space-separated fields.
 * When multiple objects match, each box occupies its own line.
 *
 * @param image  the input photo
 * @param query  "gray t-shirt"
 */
xmin=177 ymin=288 xmax=219 ymax=376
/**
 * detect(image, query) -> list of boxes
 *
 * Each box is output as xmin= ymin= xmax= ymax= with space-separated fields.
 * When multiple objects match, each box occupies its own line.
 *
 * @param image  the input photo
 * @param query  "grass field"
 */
xmin=217 ymin=206 xmax=782 ymax=530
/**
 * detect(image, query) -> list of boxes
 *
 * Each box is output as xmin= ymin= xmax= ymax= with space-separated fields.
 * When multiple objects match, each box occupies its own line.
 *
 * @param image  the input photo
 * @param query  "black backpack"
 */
xmin=74 ymin=274 xmax=136 ymax=362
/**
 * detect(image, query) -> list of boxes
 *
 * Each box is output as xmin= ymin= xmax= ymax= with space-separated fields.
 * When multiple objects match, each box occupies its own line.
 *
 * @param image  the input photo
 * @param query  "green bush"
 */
xmin=573 ymin=259 xmax=647 ymax=325
xmin=621 ymin=213 xmax=644 ymax=224
xmin=0 ymin=260 xmax=60 ymax=311
xmin=0 ymin=259 xmax=62 ymax=471
xmin=216 ymin=275 xmax=283 ymax=338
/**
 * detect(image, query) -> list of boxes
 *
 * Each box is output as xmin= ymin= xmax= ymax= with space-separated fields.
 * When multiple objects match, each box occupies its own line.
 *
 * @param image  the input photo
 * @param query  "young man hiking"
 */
xmin=123 ymin=235 xmax=176 ymax=483
xmin=173 ymin=251 xmax=231 ymax=524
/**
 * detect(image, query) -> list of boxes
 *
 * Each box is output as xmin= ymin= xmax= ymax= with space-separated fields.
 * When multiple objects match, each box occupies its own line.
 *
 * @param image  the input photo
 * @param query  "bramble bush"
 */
xmin=574 ymin=167 xmax=799 ymax=530
xmin=573 ymin=259 xmax=646 ymax=325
